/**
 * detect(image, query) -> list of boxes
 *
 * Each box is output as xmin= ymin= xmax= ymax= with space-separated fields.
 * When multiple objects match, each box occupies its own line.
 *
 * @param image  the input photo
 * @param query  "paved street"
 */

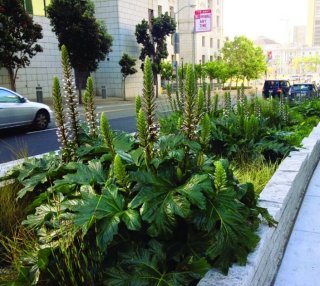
xmin=0 ymin=96 xmax=171 ymax=163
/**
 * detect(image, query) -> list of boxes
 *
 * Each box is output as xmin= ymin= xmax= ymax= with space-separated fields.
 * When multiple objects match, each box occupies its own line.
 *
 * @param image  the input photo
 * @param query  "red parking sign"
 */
xmin=194 ymin=9 xmax=212 ymax=33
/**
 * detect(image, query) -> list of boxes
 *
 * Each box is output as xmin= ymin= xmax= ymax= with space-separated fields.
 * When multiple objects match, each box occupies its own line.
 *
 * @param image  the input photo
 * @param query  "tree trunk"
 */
xmin=7 ymin=67 xmax=16 ymax=91
xmin=75 ymin=69 xmax=89 ymax=105
xmin=123 ymin=77 xmax=126 ymax=101
xmin=77 ymin=73 xmax=83 ymax=104
xmin=154 ymin=73 xmax=158 ymax=98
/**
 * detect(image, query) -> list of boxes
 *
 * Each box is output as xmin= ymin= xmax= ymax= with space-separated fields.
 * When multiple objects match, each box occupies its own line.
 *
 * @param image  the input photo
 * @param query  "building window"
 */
xmin=217 ymin=0 xmax=220 ymax=5
xmin=210 ymin=55 xmax=213 ymax=61
xmin=217 ymin=39 xmax=220 ymax=49
xmin=217 ymin=15 xmax=220 ymax=27
xmin=171 ymin=34 xmax=174 ymax=45
xmin=202 ymin=55 xmax=206 ymax=64
xmin=208 ymin=0 xmax=212 ymax=8
xmin=210 ymin=38 xmax=213 ymax=48
xmin=202 ymin=36 xmax=205 ymax=47
xmin=170 ymin=6 xmax=174 ymax=18
xmin=158 ymin=5 xmax=162 ymax=17
xmin=171 ymin=55 xmax=175 ymax=63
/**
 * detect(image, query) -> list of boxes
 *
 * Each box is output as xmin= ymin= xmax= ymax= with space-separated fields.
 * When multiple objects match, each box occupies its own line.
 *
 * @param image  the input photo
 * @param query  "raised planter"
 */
xmin=198 ymin=122 xmax=320 ymax=286
xmin=1 ymin=124 xmax=320 ymax=286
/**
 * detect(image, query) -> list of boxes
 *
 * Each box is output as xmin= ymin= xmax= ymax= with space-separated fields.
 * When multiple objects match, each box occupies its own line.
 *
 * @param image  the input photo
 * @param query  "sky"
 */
xmin=223 ymin=0 xmax=308 ymax=44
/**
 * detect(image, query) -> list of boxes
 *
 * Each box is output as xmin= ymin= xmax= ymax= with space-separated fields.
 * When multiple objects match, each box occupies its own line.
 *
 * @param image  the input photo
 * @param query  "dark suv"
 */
xmin=262 ymin=80 xmax=291 ymax=98
xmin=289 ymin=83 xmax=318 ymax=100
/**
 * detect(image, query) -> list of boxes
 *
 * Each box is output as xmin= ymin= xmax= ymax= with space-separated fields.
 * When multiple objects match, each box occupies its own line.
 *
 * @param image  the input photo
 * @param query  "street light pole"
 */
xmin=174 ymin=4 xmax=196 ymax=93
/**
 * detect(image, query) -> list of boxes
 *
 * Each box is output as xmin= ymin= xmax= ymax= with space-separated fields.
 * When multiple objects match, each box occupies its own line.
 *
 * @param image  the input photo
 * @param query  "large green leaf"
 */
xmin=22 ymin=204 xmax=56 ymax=229
xmin=129 ymin=173 xmax=211 ymax=237
xmin=55 ymin=160 xmax=107 ymax=187
xmin=17 ymin=172 xmax=48 ymax=199
xmin=113 ymin=131 xmax=135 ymax=152
xmin=104 ymin=240 xmax=210 ymax=286
xmin=72 ymin=185 xmax=141 ymax=251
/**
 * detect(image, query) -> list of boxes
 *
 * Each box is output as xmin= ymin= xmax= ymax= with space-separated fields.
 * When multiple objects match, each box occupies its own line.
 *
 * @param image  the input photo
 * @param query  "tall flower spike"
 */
xmin=137 ymin=109 xmax=152 ymax=170
xmin=113 ymin=154 xmax=128 ymax=188
xmin=200 ymin=113 xmax=211 ymax=146
xmin=214 ymin=160 xmax=227 ymax=192
xmin=178 ymin=68 xmax=185 ymax=112
xmin=206 ymin=84 xmax=211 ymax=113
xmin=52 ymin=76 xmax=70 ymax=161
xmin=142 ymin=56 xmax=158 ymax=143
xmin=182 ymin=64 xmax=197 ymax=140
xmin=166 ymin=84 xmax=176 ymax=111
xmin=223 ymin=92 xmax=232 ymax=116
xmin=100 ymin=112 xmax=115 ymax=158
xmin=61 ymin=45 xmax=80 ymax=148
xmin=83 ymin=77 xmax=97 ymax=137
xmin=135 ymin=95 xmax=142 ymax=117
xmin=137 ymin=109 xmax=148 ymax=148
xmin=254 ymin=96 xmax=261 ymax=120
xmin=197 ymin=88 xmax=205 ymax=119
xmin=213 ymin=93 xmax=219 ymax=115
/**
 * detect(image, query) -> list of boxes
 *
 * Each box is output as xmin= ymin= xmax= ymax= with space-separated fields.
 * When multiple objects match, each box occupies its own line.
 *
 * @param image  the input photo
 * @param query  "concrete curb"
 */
xmin=198 ymin=122 xmax=320 ymax=286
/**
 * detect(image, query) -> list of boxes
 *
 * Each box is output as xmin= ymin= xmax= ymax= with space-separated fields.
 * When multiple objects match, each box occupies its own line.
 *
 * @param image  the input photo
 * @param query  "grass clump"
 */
xmin=233 ymin=160 xmax=279 ymax=194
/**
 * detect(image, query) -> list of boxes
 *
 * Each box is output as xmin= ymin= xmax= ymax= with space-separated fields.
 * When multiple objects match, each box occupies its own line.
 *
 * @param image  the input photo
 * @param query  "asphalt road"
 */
xmin=0 ymin=115 xmax=137 ymax=163
xmin=0 ymin=99 xmax=171 ymax=163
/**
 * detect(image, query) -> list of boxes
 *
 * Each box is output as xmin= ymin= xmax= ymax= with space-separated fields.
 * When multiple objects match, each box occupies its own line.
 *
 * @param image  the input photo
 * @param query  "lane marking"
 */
xmin=26 ymin=127 xmax=57 ymax=135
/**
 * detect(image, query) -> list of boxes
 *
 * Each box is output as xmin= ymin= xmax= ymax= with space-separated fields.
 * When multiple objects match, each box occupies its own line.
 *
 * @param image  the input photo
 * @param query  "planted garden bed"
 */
xmin=199 ymin=123 xmax=320 ymax=285
xmin=1 ymin=48 xmax=320 ymax=286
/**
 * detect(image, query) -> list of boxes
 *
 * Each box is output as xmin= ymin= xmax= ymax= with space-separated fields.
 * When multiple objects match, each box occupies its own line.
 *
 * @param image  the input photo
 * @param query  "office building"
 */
xmin=0 ymin=0 xmax=224 ymax=99
xmin=307 ymin=0 xmax=320 ymax=46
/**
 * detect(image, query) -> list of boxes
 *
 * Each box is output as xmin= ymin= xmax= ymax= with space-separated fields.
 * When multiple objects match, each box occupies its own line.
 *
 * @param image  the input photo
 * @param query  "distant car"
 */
xmin=262 ymin=80 xmax=291 ymax=98
xmin=288 ymin=83 xmax=318 ymax=100
xmin=0 ymin=87 xmax=52 ymax=130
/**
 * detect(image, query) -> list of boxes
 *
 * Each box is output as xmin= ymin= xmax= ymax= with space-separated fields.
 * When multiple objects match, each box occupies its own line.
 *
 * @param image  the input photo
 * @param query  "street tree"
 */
xmin=292 ymin=56 xmax=320 ymax=73
xmin=0 ymin=0 xmax=43 ymax=91
xmin=160 ymin=61 xmax=173 ymax=86
xmin=203 ymin=60 xmax=230 ymax=88
xmin=119 ymin=53 xmax=137 ymax=101
xmin=135 ymin=12 xmax=176 ymax=97
xmin=47 ymin=0 xmax=113 ymax=103
xmin=221 ymin=36 xmax=266 ymax=86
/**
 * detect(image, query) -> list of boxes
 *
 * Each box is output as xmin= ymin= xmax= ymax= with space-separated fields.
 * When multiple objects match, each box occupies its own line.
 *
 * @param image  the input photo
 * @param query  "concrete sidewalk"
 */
xmin=273 ymin=160 xmax=320 ymax=286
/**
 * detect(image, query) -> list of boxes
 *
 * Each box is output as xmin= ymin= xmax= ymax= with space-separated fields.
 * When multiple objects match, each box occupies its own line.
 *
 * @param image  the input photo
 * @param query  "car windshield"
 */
xmin=292 ymin=85 xmax=313 ymax=91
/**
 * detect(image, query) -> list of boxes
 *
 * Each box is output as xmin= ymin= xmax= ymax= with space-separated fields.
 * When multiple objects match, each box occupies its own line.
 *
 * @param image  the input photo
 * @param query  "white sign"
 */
xmin=194 ymin=9 xmax=212 ymax=33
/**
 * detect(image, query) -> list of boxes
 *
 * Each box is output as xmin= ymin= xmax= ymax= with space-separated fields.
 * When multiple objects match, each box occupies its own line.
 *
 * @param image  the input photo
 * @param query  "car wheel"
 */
xmin=33 ymin=110 xmax=49 ymax=130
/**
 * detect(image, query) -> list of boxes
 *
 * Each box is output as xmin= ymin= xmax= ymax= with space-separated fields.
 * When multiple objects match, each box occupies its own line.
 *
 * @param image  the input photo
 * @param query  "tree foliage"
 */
xmin=46 ymin=0 xmax=113 ymax=102
xmin=0 ymin=0 xmax=43 ymax=91
xmin=119 ymin=53 xmax=137 ymax=100
xmin=292 ymin=55 xmax=320 ymax=73
xmin=203 ymin=60 xmax=231 ymax=87
xmin=135 ymin=12 xmax=176 ymax=96
xmin=160 ymin=61 xmax=173 ymax=82
xmin=221 ymin=36 xmax=266 ymax=85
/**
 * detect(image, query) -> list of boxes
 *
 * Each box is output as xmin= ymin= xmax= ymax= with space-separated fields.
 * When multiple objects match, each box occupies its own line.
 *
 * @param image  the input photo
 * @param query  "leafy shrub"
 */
xmin=2 ymin=52 xmax=320 ymax=286
xmin=0 ymin=58 xmax=276 ymax=286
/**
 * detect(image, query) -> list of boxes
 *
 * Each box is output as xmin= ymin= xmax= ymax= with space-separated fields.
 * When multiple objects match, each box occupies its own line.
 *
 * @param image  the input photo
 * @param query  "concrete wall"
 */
xmin=94 ymin=0 xmax=178 ymax=98
xmin=0 ymin=16 xmax=62 ymax=101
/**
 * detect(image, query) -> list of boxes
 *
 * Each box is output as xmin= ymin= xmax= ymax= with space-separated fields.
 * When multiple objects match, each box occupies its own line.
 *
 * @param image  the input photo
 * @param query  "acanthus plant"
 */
xmin=0 ymin=55 xmax=279 ymax=286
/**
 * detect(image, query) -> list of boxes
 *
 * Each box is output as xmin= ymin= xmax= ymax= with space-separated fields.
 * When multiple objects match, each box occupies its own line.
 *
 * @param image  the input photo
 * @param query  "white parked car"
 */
xmin=0 ymin=87 xmax=52 ymax=130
